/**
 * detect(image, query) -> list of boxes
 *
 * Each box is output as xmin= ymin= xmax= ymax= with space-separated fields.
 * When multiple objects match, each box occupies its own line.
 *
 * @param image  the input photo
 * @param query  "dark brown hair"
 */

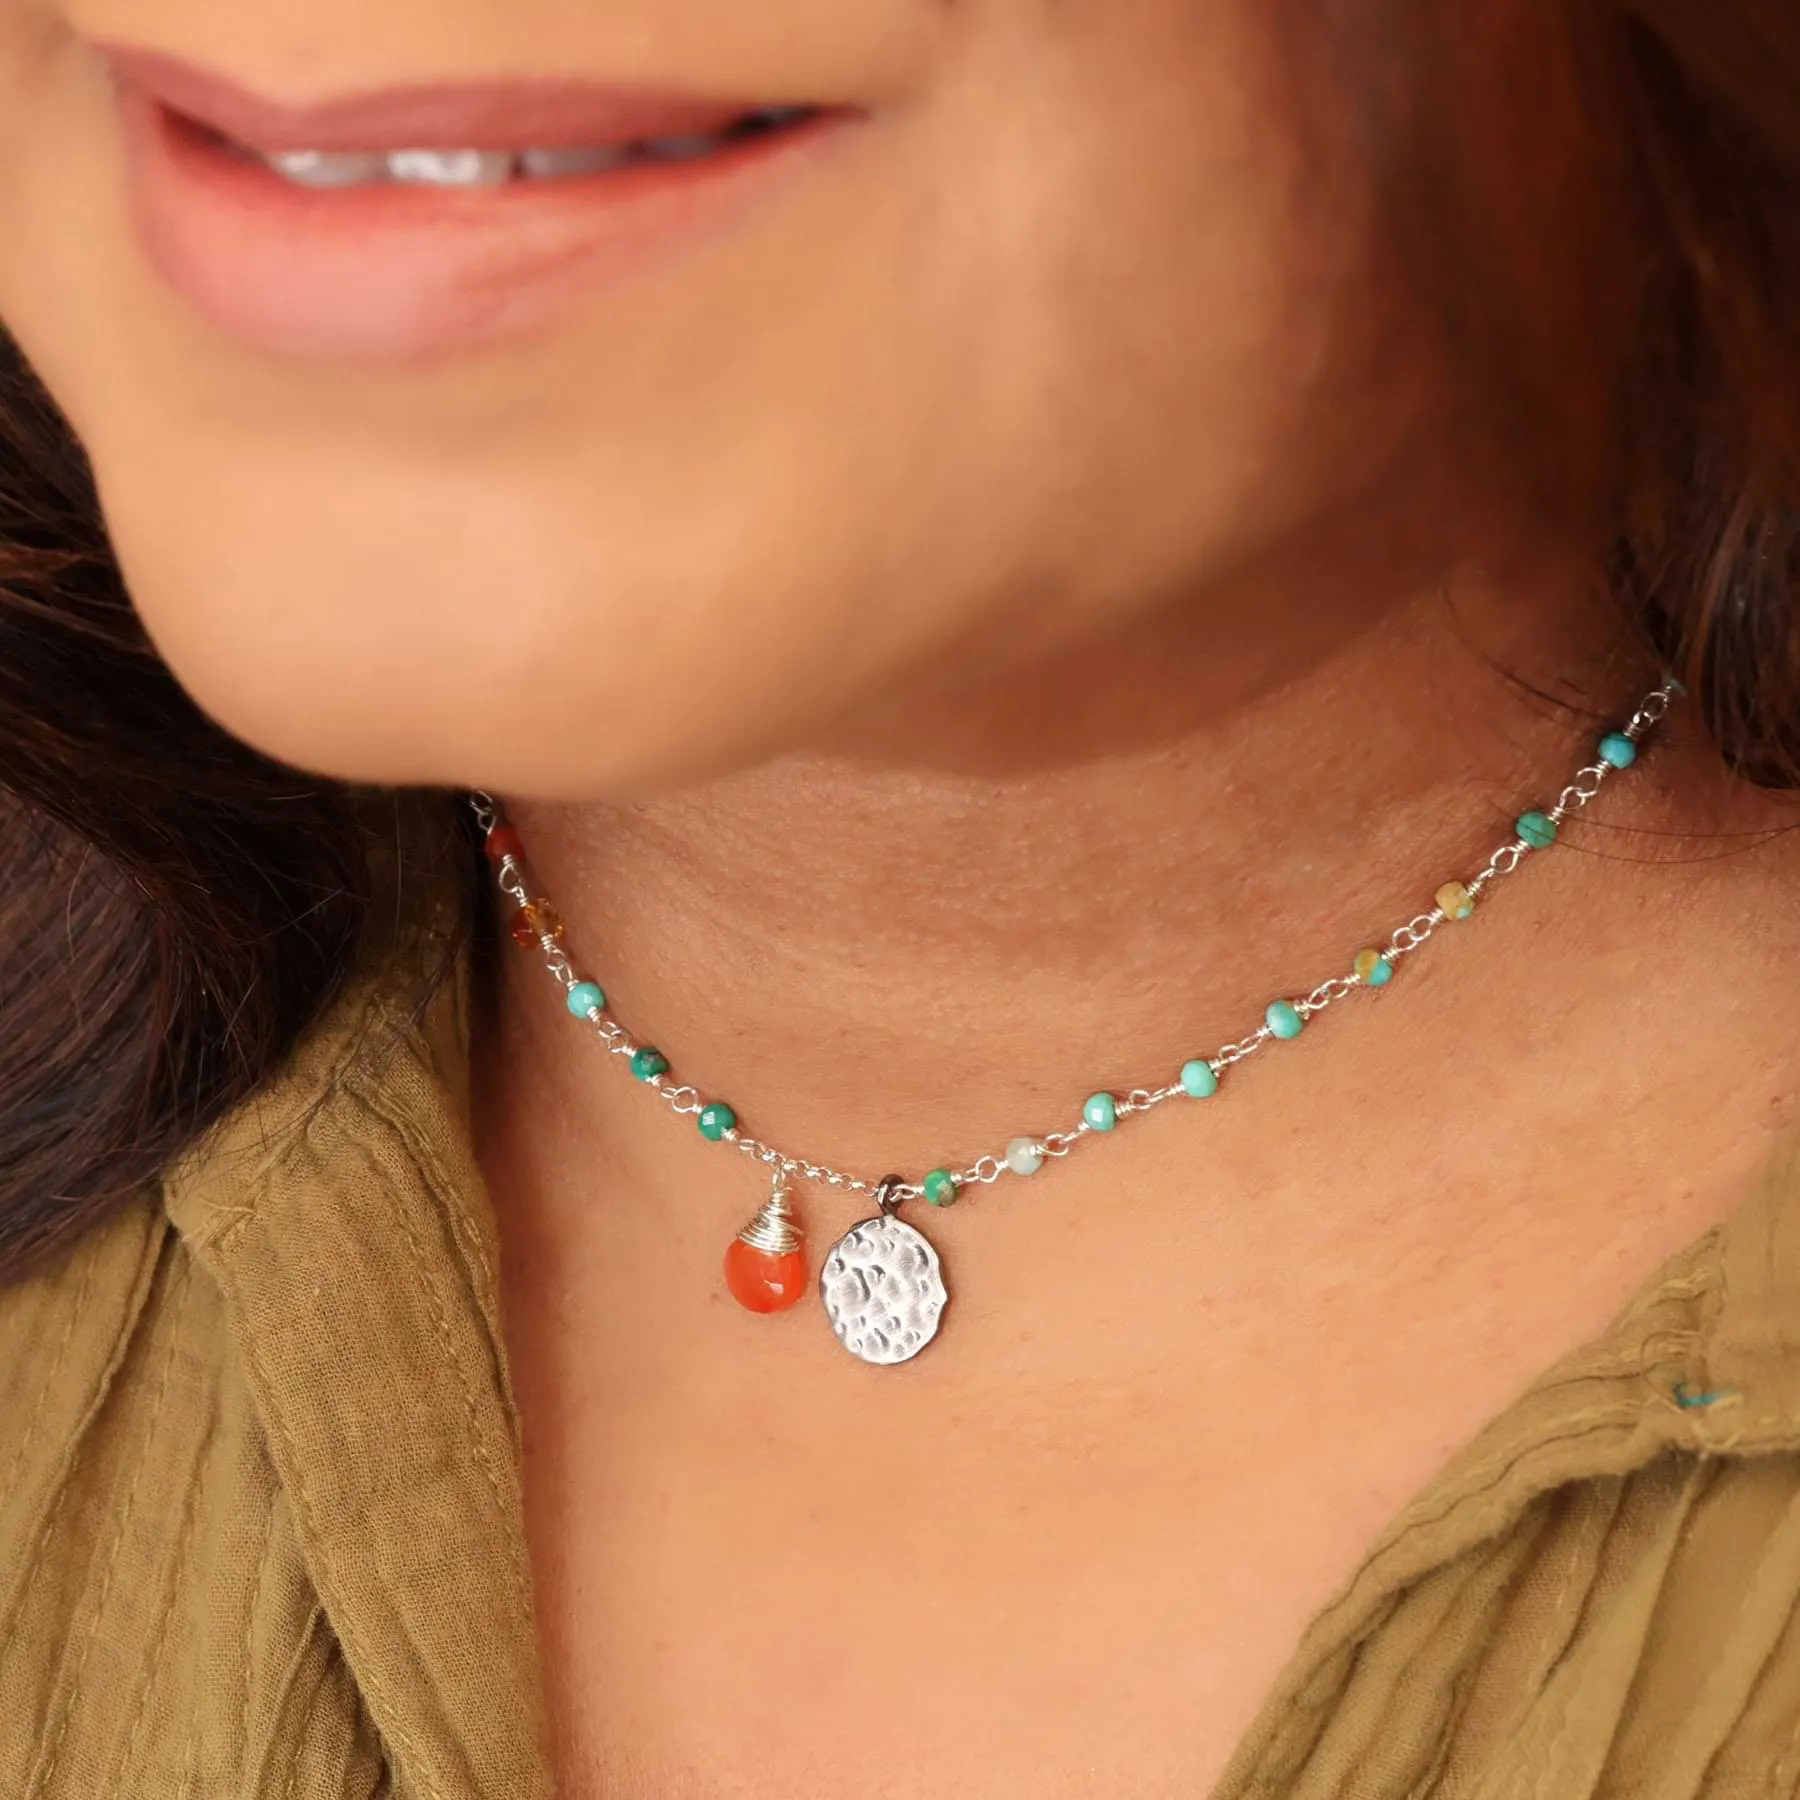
xmin=0 ymin=366 xmax=460 ymax=1274
xmin=1 ymin=0 xmax=1797 ymax=1277
xmin=1369 ymin=0 xmax=1800 ymax=781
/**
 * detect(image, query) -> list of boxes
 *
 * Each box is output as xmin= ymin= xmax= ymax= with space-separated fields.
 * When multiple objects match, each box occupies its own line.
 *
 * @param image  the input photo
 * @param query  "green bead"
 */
xmin=1516 ymin=809 xmax=1558 ymax=850
xmin=697 ymin=1102 xmax=737 ymax=1142
xmin=1266 ymin=999 xmax=1304 ymax=1040
xmin=630 ymin=1047 xmax=669 ymax=1082
xmin=1598 ymin=731 xmax=1637 ymax=770
xmin=1180 ymin=1059 xmax=1219 ymax=1098
xmin=924 ymin=1168 xmax=960 ymax=1207
xmin=1083 ymin=1091 xmax=1118 ymax=1132
xmin=1354 ymin=948 xmax=1393 ymax=988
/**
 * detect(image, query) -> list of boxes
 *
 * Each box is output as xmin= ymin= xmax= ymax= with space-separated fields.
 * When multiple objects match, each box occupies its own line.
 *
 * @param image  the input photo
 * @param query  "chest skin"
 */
xmin=488 ymin=935 xmax=1799 ymax=1800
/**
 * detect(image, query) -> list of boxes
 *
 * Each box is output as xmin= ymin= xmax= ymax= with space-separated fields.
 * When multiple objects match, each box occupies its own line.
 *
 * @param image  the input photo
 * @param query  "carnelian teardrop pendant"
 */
xmin=725 ymin=1239 xmax=809 ymax=1313
xmin=726 ymin=1182 xmax=807 ymax=1314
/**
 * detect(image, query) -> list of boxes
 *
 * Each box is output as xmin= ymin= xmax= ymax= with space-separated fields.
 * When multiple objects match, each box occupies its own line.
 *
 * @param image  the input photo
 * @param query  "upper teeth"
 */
xmin=265 ymin=149 xmax=390 ymax=188
xmin=262 ymin=112 xmax=808 ymax=189
xmin=386 ymin=148 xmax=514 ymax=187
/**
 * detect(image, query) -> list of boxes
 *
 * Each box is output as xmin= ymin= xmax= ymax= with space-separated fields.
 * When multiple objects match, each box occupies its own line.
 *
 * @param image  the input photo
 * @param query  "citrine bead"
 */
xmin=1354 ymin=948 xmax=1393 ymax=988
xmin=1435 ymin=881 xmax=1474 ymax=921
xmin=509 ymin=900 xmax=566 ymax=947
xmin=724 ymin=1239 xmax=808 ymax=1313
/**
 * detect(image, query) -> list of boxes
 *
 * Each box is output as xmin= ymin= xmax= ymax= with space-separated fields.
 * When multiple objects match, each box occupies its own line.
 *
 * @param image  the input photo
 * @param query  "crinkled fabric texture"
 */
xmin=2 ymin=890 xmax=1800 ymax=1795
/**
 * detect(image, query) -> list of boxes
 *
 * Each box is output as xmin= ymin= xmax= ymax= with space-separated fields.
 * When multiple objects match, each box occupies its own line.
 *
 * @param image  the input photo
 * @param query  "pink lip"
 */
xmin=99 ymin=45 xmax=854 ymax=359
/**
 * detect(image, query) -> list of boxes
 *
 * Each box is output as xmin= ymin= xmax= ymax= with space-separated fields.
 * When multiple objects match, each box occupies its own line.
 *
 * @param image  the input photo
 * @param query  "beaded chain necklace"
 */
xmin=471 ymin=678 xmax=1677 ymax=1368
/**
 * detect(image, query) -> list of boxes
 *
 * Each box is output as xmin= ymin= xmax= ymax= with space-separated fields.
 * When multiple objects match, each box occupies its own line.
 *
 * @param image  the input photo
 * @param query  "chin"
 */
xmin=117 ymin=541 xmax=868 ymax=799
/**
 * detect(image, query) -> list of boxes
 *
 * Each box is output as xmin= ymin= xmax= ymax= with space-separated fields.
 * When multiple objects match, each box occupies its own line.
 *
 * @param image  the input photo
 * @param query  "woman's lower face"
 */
xmin=0 ymin=0 xmax=1450 ymax=797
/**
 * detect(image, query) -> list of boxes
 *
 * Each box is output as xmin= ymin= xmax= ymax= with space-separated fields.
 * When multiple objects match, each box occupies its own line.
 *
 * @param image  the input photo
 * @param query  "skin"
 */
xmin=1 ymin=1 xmax=1798 ymax=1795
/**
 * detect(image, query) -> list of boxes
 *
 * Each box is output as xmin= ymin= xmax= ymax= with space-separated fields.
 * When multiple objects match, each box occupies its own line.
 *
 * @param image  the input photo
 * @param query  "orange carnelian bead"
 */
xmin=509 ymin=900 xmax=566 ymax=947
xmin=484 ymin=823 xmax=526 ymax=867
xmin=724 ymin=1239 xmax=808 ymax=1314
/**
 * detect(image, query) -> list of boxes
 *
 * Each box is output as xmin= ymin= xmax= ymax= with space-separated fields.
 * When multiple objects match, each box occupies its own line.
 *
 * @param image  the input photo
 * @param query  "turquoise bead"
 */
xmin=1266 ymin=999 xmax=1304 ymax=1040
xmin=1516 ymin=810 xmax=1558 ymax=850
xmin=1181 ymin=1059 xmax=1219 ymax=1098
xmin=630 ymin=1047 xmax=669 ymax=1082
xmin=1598 ymin=731 xmax=1637 ymax=770
xmin=566 ymin=981 xmax=606 ymax=1018
xmin=1083 ymin=1091 xmax=1119 ymax=1132
xmin=924 ymin=1168 xmax=960 ymax=1207
xmin=697 ymin=1102 xmax=737 ymax=1142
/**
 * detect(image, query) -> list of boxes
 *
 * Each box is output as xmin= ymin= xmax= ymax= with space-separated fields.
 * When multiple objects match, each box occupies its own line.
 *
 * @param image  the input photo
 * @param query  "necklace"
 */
xmin=471 ymin=678 xmax=1677 ymax=1368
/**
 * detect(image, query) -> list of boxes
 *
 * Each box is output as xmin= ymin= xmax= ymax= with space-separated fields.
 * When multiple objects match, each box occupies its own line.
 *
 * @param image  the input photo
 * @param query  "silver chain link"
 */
xmin=470 ymin=677 xmax=1679 ymax=1211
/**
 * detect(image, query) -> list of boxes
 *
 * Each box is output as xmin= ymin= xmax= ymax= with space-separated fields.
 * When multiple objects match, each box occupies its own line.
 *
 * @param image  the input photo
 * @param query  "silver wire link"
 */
xmin=467 ymin=681 xmax=1678 ymax=1209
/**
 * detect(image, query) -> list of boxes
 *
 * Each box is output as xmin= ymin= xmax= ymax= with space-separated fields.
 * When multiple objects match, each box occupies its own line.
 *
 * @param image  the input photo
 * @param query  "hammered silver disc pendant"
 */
xmin=820 ymin=1177 xmax=949 ymax=1365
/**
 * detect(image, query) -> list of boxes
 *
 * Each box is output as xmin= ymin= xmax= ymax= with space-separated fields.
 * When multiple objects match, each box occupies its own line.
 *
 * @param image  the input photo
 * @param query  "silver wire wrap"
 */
xmin=735 ymin=1177 xmax=803 ymax=1255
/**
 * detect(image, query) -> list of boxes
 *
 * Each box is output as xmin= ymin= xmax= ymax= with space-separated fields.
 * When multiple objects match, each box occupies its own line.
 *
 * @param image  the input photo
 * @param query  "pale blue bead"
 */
xmin=1598 ymin=731 xmax=1637 ymax=770
xmin=1266 ymin=999 xmax=1304 ymax=1040
xmin=1005 ymin=1136 xmax=1045 ymax=1176
xmin=1083 ymin=1092 xmax=1119 ymax=1132
xmin=566 ymin=980 xmax=606 ymax=1017
xmin=1181 ymin=1059 xmax=1219 ymax=1098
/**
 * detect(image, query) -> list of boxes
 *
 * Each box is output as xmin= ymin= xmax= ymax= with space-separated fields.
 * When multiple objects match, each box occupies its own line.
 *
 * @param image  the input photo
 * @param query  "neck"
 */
xmin=490 ymin=555 xmax=1672 ymax=1174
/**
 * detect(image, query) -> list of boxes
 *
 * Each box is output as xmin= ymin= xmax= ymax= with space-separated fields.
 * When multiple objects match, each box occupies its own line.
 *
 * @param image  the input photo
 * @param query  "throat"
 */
xmin=483 ymin=571 xmax=1647 ymax=1170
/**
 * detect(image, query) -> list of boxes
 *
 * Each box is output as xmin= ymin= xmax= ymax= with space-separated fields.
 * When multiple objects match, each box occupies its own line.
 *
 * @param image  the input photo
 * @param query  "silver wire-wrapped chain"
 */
xmin=469 ymin=677 xmax=1678 ymax=1210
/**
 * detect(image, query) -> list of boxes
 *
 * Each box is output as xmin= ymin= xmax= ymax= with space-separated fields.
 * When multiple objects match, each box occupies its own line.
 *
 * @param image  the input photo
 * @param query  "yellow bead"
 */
xmin=1435 ymin=881 xmax=1474 ymax=921
xmin=509 ymin=900 xmax=566 ymax=946
xmin=1354 ymin=948 xmax=1393 ymax=987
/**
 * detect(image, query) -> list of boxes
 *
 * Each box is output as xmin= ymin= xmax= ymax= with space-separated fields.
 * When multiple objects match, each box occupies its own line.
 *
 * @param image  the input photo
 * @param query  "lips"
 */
xmin=100 ymin=45 xmax=854 ymax=358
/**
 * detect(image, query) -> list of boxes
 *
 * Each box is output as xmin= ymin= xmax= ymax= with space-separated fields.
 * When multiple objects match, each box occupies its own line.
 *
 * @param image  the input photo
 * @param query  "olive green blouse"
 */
xmin=4 ymin=888 xmax=1800 ymax=1797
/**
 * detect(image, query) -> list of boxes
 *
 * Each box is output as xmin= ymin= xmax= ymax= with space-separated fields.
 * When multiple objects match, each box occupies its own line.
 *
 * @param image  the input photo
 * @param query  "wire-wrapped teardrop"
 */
xmin=724 ymin=1177 xmax=808 ymax=1313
